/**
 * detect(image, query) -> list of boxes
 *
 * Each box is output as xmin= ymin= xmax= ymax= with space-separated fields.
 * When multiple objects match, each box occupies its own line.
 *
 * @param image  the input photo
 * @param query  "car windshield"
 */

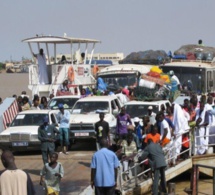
xmin=125 ymin=104 xmax=159 ymax=118
xmin=72 ymin=101 xmax=109 ymax=114
xmin=48 ymin=98 xmax=79 ymax=110
xmin=10 ymin=114 xmax=48 ymax=126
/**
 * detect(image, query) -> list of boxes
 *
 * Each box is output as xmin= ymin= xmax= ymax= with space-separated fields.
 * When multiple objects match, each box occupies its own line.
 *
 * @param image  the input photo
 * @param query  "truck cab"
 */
xmin=97 ymin=64 xmax=152 ymax=92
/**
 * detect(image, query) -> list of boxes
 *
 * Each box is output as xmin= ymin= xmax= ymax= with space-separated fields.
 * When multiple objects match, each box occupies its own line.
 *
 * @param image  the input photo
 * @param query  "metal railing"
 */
xmin=118 ymin=125 xmax=215 ymax=194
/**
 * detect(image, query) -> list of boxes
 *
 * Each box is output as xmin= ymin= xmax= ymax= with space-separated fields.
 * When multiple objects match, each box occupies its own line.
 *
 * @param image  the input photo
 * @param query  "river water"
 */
xmin=169 ymin=172 xmax=213 ymax=195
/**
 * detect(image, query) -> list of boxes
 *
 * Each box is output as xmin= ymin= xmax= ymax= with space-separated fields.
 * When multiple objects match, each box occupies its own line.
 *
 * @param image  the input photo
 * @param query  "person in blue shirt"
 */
xmin=56 ymin=103 xmax=70 ymax=155
xmin=91 ymin=138 xmax=120 ymax=195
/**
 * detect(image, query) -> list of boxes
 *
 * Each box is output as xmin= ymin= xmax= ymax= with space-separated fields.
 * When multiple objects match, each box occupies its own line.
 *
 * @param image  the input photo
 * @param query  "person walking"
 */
xmin=57 ymin=103 xmax=70 ymax=154
xmin=33 ymin=48 xmax=49 ymax=84
xmin=138 ymin=139 xmax=167 ymax=195
xmin=0 ymin=150 xmax=35 ymax=195
xmin=40 ymin=152 xmax=64 ymax=195
xmin=95 ymin=112 xmax=110 ymax=150
xmin=91 ymin=138 xmax=120 ymax=195
xmin=38 ymin=116 xmax=59 ymax=164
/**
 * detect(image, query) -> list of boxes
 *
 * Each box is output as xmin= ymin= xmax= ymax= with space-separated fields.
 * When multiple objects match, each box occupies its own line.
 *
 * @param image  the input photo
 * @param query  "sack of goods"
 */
xmin=139 ymin=79 xmax=156 ymax=89
xmin=160 ymin=74 xmax=170 ymax=83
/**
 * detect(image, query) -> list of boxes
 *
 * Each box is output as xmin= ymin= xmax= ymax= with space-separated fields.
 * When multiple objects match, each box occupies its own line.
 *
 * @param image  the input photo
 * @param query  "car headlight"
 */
xmin=0 ymin=135 xmax=10 ymax=141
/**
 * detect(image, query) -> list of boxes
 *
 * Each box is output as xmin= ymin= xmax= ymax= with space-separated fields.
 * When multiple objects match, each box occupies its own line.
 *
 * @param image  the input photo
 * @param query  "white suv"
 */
xmin=70 ymin=96 xmax=123 ymax=143
xmin=124 ymin=100 xmax=171 ymax=123
xmin=0 ymin=110 xmax=58 ymax=151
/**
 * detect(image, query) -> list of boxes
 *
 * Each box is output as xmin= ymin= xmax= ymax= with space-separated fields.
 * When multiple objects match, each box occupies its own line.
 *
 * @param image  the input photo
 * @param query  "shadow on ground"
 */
xmin=78 ymin=161 xmax=91 ymax=168
xmin=23 ymin=169 xmax=41 ymax=176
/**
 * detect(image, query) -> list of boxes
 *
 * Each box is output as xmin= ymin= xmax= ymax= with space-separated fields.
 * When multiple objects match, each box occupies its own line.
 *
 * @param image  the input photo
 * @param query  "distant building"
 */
xmin=56 ymin=53 xmax=124 ymax=65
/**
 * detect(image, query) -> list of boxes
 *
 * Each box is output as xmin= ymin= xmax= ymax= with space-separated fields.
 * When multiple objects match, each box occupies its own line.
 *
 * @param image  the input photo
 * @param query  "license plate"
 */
xmin=74 ymin=133 xmax=89 ymax=136
xmin=12 ymin=142 xmax=28 ymax=147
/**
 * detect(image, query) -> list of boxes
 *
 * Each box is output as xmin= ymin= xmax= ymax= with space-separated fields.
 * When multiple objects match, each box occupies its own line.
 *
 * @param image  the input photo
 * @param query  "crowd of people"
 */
xmin=92 ymin=92 xmax=215 ymax=194
xmin=2 ymin=76 xmax=215 ymax=194
xmin=0 ymin=91 xmax=68 ymax=194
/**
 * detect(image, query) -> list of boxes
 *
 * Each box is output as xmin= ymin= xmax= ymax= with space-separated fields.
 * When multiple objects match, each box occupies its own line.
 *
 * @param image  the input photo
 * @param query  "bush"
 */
xmin=0 ymin=63 xmax=5 ymax=70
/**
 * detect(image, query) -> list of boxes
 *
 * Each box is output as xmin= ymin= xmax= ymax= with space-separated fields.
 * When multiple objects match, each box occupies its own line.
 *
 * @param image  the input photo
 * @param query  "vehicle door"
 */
xmin=114 ymin=98 xmax=122 ymax=113
xmin=49 ymin=111 xmax=59 ymax=128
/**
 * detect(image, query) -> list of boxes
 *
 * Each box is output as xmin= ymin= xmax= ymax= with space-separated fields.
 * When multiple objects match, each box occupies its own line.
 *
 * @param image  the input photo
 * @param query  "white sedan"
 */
xmin=0 ymin=110 xmax=58 ymax=151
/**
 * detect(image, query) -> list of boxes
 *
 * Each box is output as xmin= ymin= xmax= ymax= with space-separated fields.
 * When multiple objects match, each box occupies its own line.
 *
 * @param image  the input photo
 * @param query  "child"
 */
xmin=40 ymin=152 xmax=64 ymax=195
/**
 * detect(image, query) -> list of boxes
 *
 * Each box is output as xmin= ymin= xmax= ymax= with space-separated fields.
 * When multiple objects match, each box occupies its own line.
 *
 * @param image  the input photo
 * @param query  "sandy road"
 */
xmin=0 ymin=139 xmax=96 ymax=195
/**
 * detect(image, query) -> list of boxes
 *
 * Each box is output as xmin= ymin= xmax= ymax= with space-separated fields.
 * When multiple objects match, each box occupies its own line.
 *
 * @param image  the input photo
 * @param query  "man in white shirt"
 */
xmin=158 ymin=112 xmax=171 ymax=147
xmin=147 ymin=106 xmax=156 ymax=125
xmin=33 ymin=48 xmax=49 ymax=85
xmin=169 ymin=70 xmax=180 ymax=90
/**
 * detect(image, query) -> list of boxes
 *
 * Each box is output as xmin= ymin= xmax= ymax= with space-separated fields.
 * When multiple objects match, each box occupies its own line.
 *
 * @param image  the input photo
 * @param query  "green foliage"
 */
xmin=0 ymin=63 xmax=3 ymax=70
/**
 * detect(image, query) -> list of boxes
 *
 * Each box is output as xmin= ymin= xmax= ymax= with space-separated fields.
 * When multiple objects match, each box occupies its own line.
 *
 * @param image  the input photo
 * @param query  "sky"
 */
xmin=1 ymin=0 xmax=215 ymax=62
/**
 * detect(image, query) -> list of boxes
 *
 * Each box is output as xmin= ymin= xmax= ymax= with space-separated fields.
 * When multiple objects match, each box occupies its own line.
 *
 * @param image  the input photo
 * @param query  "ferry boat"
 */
xmin=22 ymin=35 xmax=101 ymax=97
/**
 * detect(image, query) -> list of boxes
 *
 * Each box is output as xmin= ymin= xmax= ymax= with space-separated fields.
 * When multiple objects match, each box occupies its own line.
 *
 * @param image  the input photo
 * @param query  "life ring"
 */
xmin=68 ymin=66 xmax=75 ymax=82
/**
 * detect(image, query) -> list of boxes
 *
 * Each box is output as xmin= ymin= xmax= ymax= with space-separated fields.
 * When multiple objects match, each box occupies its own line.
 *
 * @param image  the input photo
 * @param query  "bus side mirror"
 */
xmin=209 ymin=80 xmax=213 ymax=87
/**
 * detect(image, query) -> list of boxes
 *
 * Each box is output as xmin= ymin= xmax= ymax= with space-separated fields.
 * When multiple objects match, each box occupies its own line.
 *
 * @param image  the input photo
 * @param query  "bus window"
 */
xmin=207 ymin=71 xmax=212 ymax=92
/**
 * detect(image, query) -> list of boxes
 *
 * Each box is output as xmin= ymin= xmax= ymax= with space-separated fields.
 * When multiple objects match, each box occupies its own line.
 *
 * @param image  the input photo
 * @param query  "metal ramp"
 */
xmin=123 ymin=158 xmax=192 ymax=195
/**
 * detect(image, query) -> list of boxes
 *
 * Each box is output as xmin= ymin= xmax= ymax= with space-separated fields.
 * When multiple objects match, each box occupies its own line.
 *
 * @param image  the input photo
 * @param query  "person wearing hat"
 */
xmin=57 ymin=103 xmax=71 ymax=154
xmin=38 ymin=116 xmax=59 ymax=164
xmin=147 ymin=106 xmax=156 ymax=125
xmin=133 ymin=117 xmax=142 ymax=150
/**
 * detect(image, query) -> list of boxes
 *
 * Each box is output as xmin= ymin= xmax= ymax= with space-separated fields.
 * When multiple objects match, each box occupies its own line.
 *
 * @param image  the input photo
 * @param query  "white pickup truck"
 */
xmin=70 ymin=96 xmax=123 ymax=143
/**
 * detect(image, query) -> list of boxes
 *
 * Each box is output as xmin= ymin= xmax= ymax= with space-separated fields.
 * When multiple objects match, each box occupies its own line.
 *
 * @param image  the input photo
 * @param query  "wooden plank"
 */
xmin=192 ymin=154 xmax=215 ymax=177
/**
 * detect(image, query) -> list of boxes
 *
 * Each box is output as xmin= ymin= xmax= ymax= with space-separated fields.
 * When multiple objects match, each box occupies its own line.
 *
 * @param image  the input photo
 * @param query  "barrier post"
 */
xmin=213 ymin=168 xmax=215 ymax=195
xmin=134 ymin=163 xmax=138 ymax=187
xmin=168 ymin=183 xmax=176 ymax=194
xmin=191 ymin=164 xmax=198 ymax=195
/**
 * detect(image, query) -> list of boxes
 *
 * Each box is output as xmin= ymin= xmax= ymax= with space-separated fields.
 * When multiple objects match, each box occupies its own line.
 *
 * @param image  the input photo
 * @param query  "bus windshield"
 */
xmin=99 ymin=73 xmax=137 ymax=91
xmin=161 ymin=66 xmax=205 ymax=93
